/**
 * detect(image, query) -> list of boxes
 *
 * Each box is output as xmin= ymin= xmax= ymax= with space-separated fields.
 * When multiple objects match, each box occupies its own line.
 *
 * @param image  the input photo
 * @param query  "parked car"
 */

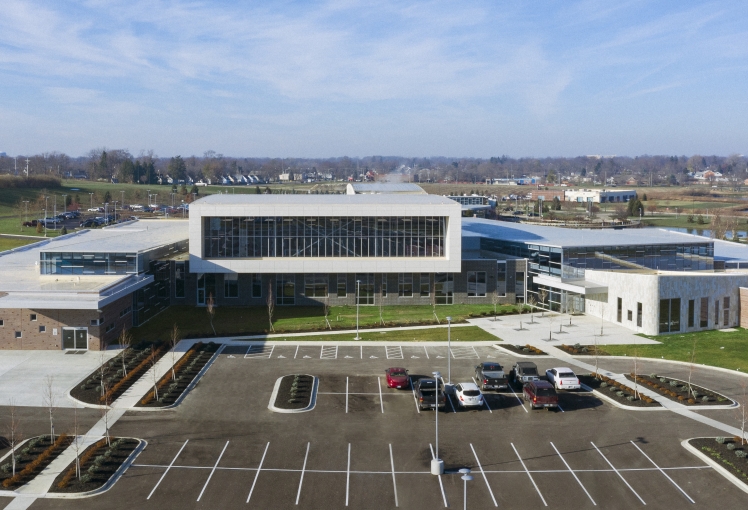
xmin=523 ymin=380 xmax=558 ymax=410
xmin=474 ymin=362 xmax=508 ymax=391
xmin=88 ymin=207 xmax=103 ymax=212
xmin=413 ymin=378 xmax=446 ymax=411
xmin=545 ymin=367 xmax=580 ymax=390
xmin=510 ymin=362 xmax=540 ymax=386
xmin=384 ymin=367 xmax=409 ymax=389
xmin=22 ymin=220 xmax=38 ymax=227
xmin=454 ymin=382 xmax=484 ymax=408
xmin=79 ymin=219 xmax=97 ymax=228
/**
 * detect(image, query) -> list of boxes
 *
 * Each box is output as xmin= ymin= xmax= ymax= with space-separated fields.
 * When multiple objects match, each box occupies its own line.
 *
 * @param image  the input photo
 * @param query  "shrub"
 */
xmin=649 ymin=373 xmax=657 ymax=379
xmin=736 ymin=450 xmax=747 ymax=458
xmin=626 ymin=395 xmax=635 ymax=401
xmin=677 ymin=396 xmax=685 ymax=401
xmin=87 ymin=464 xmax=98 ymax=475
xmin=80 ymin=474 xmax=92 ymax=484
xmin=726 ymin=443 xmax=735 ymax=450
xmin=659 ymin=377 xmax=667 ymax=383
xmin=616 ymin=391 xmax=625 ymax=397
xmin=600 ymin=382 xmax=608 ymax=388
xmin=702 ymin=396 xmax=710 ymax=402
xmin=669 ymin=380 xmax=678 ymax=387
xmin=609 ymin=386 xmax=617 ymax=392
xmin=1 ymin=463 xmax=11 ymax=474
xmin=687 ymin=399 xmax=695 ymax=404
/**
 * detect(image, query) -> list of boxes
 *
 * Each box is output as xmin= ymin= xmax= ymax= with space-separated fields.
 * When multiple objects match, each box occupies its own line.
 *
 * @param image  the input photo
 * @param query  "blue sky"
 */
xmin=1 ymin=0 xmax=747 ymax=158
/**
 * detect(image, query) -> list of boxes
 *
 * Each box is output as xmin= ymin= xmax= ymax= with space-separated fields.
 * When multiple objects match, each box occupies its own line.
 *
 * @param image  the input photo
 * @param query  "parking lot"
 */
xmin=22 ymin=343 xmax=748 ymax=509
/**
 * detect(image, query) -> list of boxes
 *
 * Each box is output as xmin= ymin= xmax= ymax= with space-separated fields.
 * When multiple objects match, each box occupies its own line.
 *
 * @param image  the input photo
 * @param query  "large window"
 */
xmin=420 ymin=273 xmax=430 ymax=297
xmin=700 ymin=297 xmax=708 ymax=327
xmin=637 ymin=302 xmax=642 ymax=327
xmin=224 ymin=274 xmax=238 ymax=298
xmin=434 ymin=273 xmax=453 ymax=304
xmin=724 ymin=297 xmax=730 ymax=326
xmin=304 ymin=274 xmax=328 ymax=297
xmin=398 ymin=273 xmax=413 ymax=297
xmin=659 ymin=298 xmax=681 ymax=333
xmin=617 ymin=297 xmax=622 ymax=323
xmin=355 ymin=274 xmax=375 ymax=305
xmin=496 ymin=262 xmax=506 ymax=297
xmin=381 ymin=275 xmax=387 ymax=297
xmin=203 ymin=216 xmax=447 ymax=259
xmin=41 ymin=252 xmax=137 ymax=275
xmin=688 ymin=299 xmax=695 ymax=328
xmin=276 ymin=276 xmax=295 ymax=305
xmin=175 ymin=261 xmax=185 ymax=298
xmin=337 ymin=275 xmax=347 ymax=297
xmin=467 ymin=271 xmax=487 ymax=297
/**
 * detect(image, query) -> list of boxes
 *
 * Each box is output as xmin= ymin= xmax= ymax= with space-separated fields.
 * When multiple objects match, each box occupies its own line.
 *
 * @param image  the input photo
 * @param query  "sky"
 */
xmin=1 ymin=0 xmax=747 ymax=158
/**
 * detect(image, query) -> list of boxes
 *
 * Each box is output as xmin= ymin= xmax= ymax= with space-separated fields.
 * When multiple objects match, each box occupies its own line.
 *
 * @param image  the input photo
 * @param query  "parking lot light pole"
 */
xmin=89 ymin=193 xmax=93 ymax=209
xmin=44 ymin=196 xmax=49 ymax=237
xmin=446 ymin=316 xmax=452 ymax=384
xmin=459 ymin=468 xmax=473 ymax=510
xmin=354 ymin=280 xmax=361 ymax=340
xmin=431 ymin=370 xmax=444 ymax=475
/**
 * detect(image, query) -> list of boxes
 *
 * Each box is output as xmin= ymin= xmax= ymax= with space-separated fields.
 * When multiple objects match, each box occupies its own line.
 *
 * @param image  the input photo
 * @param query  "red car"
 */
xmin=384 ymin=367 xmax=409 ymax=389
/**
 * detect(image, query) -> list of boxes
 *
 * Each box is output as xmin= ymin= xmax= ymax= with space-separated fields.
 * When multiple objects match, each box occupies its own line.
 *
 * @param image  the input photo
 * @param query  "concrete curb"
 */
xmin=41 ymin=438 xmax=148 ymax=499
xmin=268 ymin=376 xmax=318 ymax=414
xmin=623 ymin=374 xmax=737 ymax=410
xmin=131 ymin=345 xmax=225 ymax=412
xmin=681 ymin=438 xmax=748 ymax=496
xmin=0 ymin=437 xmax=36 ymax=469
xmin=492 ymin=344 xmax=553 ymax=358
xmin=580 ymin=384 xmax=665 ymax=412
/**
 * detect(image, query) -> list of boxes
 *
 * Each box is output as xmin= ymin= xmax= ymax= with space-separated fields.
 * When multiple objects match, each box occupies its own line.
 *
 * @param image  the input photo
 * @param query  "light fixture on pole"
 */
xmin=89 ymin=193 xmax=94 ymax=209
xmin=44 ymin=196 xmax=49 ymax=237
xmin=430 ymin=370 xmax=444 ymax=475
xmin=446 ymin=316 xmax=452 ymax=384
xmin=459 ymin=468 xmax=473 ymax=510
xmin=354 ymin=279 xmax=361 ymax=340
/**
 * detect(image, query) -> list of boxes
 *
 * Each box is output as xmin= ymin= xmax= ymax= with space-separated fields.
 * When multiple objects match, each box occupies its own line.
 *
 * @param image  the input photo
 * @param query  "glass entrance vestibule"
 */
xmin=62 ymin=327 xmax=88 ymax=350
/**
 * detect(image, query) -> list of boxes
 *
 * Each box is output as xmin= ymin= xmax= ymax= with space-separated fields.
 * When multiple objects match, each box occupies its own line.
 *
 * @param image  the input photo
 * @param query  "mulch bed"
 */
xmin=625 ymin=374 xmax=734 ymax=406
xmin=579 ymin=374 xmax=661 ymax=408
xmin=273 ymin=374 xmax=314 ymax=410
xmin=558 ymin=344 xmax=609 ymax=356
xmin=137 ymin=342 xmax=221 ymax=407
xmin=50 ymin=437 xmax=140 ymax=493
xmin=690 ymin=437 xmax=748 ymax=485
xmin=0 ymin=435 xmax=74 ymax=489
xmin=501 ymin=344 xmax=548 ymax=356
xmin=70 ymin=342 xmax=168 ymax=405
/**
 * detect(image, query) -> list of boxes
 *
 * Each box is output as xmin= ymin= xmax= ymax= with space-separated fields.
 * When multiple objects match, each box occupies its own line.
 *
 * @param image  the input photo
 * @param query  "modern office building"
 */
xmin=0 ymin=220 xmax=188 ymax=350
xmin=564 ymin=188 xmax=637 ymax=203
xmin=463 ymin=218 xmax=748 ymax=335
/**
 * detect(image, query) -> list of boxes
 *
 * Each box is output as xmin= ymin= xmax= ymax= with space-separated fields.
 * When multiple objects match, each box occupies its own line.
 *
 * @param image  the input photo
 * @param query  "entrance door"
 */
xmin=62 ymin=328 xmax=88 ymax=350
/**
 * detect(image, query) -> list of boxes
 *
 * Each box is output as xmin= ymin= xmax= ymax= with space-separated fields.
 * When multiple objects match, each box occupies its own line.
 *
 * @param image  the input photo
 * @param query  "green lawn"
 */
xmin=602 ymin=328 xmax=748 ymax=371
xmin=0 ymin=237 xmax=41 ymax=251
xmin=131 ymin=304 xmax=523 ymax=342
xmin=642 ymin=215 xmax=748 ymax=230
xmin=266 ymin=325 xmax=500 ymax=343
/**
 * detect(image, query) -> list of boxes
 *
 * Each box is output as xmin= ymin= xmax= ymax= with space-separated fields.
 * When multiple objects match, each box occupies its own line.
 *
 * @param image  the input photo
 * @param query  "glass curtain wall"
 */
xmin=40 ymin=252 xmax=137 ymax=275
xmin=203 ymin=216 xmax=446 ymax=259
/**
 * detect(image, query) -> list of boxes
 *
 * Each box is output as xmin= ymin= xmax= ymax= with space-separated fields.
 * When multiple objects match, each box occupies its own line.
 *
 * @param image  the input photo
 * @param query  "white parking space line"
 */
xmin=321 ymin=346 xmax=338 ymax=359
xmin=360 ymin=345 xmax=363 ymax=359
xmin=346 ymin=443 xmax=351 ymax=506
xmin=386 ymin=346 xmax=404 ymax=359
xmin=429 ymin=443 xmax=449 ymax=508
xmin=591 ymin=442 xmax=646 ymax=505
xmin=294 ymin=345 xmax=299 ymax=359
xmin=471 ymin=377 xmax=492 ymax=413
xmin=245 ymin=345 xmax=275 ymax=359
xmin=557 ymin=404 xmax=565 ymax=413
xmin=346 ymin=377 xmax=349 ymax=414
xmin=511 ymin=443 xmax=547 ymax=507
xmin=509 ymin=383 xmax=529 ymax=413
xmin=450 ymin=346 xmax=480 ymax=359
xmin=378 ymin=377 xmax=384 ymax=413
xmin=423 ymin=345 xmax=429 ymax=359
xmin=389 ymin=444 xmax=399 ymax=507
xmin=296 ymin=442 xmax=311 ymax=505
xmin=630 ymin=441 xmax=695 ymax=504
xmin=246 ymin=442 xmax=270 ymax=503
xmin=147 ymin=439 xmax=189 ymax=500
xmin=470 ymin=444 xmax=498 ymax=507
xmin=550 ymin=442 xmax=596 ymax=505
xmin=410 ymin=377 xmax=420 ymax=414
xmin=197 ymin=440 xmax=229 ymax=501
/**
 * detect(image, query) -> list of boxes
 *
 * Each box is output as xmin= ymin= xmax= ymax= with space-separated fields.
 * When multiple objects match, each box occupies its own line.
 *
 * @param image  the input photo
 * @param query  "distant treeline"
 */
xmin=0 ymin=175 xmax=62 ymax=189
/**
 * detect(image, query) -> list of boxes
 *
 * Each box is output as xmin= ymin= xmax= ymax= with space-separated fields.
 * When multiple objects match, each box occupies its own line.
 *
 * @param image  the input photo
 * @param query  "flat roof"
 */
xmin=192 ymin=193 xmax=455 ymax=207
xmin=713 ymin=238 xmax=748 ymax=262
xmin=39 ymin=219 xmax=188 ymax=254
xmin=462 ymin=218 xmax=712 ymax=248
xmin=347 ymin=182 xmax=426 ymax=194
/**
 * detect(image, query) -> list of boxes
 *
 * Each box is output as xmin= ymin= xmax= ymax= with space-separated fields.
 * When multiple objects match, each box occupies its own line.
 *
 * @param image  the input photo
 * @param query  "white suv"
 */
xmin=454 ymin=382 xmax=484 ymax=408
xmin=545 ymin=367 xmax=580 ymax=390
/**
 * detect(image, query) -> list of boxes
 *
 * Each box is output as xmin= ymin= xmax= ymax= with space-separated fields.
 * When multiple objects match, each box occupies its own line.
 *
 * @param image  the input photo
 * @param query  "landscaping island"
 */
xmin=580 ymin=374 xmax=661 ymax=408
xmin=626 ymin=373 xmax=734 ymax=406
xmin=0 ymin=435 xmax=74 ymax=489
xmin=690 ymin=437 xmax=748 ymax=486
xmin=51 ymin=437 xmax=140 ymax=494
xmin=272 ymin=374 xmax=316 ymax=411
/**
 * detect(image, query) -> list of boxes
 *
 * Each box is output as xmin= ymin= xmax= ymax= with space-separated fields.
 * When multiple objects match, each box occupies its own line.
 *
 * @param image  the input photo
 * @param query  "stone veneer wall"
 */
xmin=740 ymin=287 xmax=748 ymax=328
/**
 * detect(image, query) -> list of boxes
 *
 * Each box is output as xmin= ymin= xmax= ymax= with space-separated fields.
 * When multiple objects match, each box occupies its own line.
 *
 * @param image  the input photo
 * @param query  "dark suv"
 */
xmin=523 ymin=381 xmax=558 ymax=410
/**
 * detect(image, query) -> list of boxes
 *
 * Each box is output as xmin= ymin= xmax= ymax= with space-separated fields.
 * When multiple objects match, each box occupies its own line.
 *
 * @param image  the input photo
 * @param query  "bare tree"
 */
xmin=100 ymin=380 xmax=111 ymax=446
xmin=593 ymin=334 xmax=600 ymax=379
xmin=206 ymin=293 xmax=216 ymax=335
xmin=378 ymin=292 xmax=385 ymax=327
xmin=527 ymin=296 xmax=537 ymax=324
xmin=267 ymin=280 xmax=275 ymax=332
xmin=169 ymin=324 xmax=180 ymax=380
xmin=431 ymin=290 xmax=440 ymax=324
xmin=538 ymin=289 xmax=548 ymax=317
xmin=687 ymin=337 xmax=698 ymax=398
xmin=492 ymin=291 xmax=500 ymax=322
xmin=71 ymin=403 xmax=82 ymax=479
xmin=98 ymin=350 xmax=110 ymax=398
xmin=632 ymin=346 xmax=639 ymax=399
xmin=118 ymin=328 xmax=132 ymax=377
xmin=324 ymin=297 xmax=332 ymax=329
xmin=147 ymin=349 xmax=160 ymax=406
xmin=737 ymin=380 xmax=748 ymax=446
xmin=6 ymin=399 xmax=22 ymax=476
xmin=42 ymin=375 xmax=56 ymax=444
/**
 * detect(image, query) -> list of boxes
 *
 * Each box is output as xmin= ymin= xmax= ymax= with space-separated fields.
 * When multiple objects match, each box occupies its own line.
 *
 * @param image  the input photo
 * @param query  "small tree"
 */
xmin=431 ymin=290 xmax=440 ymax=324
xmin=100 ymin=379 xmax=111 ymax=446
xmin=118 ymin=328 xmax=132 ymax=377
xmin=527 ymin=296 xmax=537 ymax=324
xmin=737 ymin=380 xmax=747 ymax=446
xmin=492 ymin=291 xmax=500 ymax=322
xmin=206 ymin=293 xmax=216 ymax=335
xmin=6 ymin=399 xmax=22 ymax=476
xmin=593 ymin=334 xmax=600 ymax=379
xmin=169 ymin=324 xmax=180 ymax=380
xmin=687 ymin=337 xmax=698 ymax=398
xmin=72 ymin=403 xmax=82 ymax=479
xmin=538 ymin=288 xmax=548 ymax=317
xmin=378 ymin=291 xmax=386 ymax=327
xmin=42 ymin=375 xmax=56 ymax=444
xmin=632 ymin=346 xmax=639 ymax=399
xmin=267 ymin=280 xmax=275 ymax=332
xmin=324 ymin=297 xmax=332 ymax=329
xmin=98 ymin=350 xmax=110 ymax=397
xmin=147 ymin=349 xmax=160 ymax=405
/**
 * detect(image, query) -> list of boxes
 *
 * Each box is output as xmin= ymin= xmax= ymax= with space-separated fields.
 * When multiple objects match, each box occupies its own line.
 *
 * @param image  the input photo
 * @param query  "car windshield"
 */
xmin=536 ymin=388 xmax=556 ymax=397
xmin=463 ymin=390 xmax=481 ymax=397
xmin=420 ymin=389 xmax=438 ymax=395
xmin=521 ymin=367 xmax=538 ymax=375
xmin=389 ymin=370 xmax=407 ymax=377
xmin=559 ymin=372 xmax=576 ymax=378
xmin=482 ymin=363 xmax=502 ymax=371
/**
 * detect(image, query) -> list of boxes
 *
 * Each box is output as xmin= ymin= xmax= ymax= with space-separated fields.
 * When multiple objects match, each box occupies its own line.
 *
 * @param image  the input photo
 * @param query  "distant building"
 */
xmin=346 ymin=183 xmax=426 ymax=195
xmin=564 ymin=188 xmax=637 ymax=203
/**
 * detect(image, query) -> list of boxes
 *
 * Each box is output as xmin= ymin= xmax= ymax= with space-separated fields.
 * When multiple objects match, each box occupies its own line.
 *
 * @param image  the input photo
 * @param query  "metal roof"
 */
xmin=192 ymin=193 xmax=454 ymax=206
xmin=347 ymin=182 xmax=426 ymax=194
